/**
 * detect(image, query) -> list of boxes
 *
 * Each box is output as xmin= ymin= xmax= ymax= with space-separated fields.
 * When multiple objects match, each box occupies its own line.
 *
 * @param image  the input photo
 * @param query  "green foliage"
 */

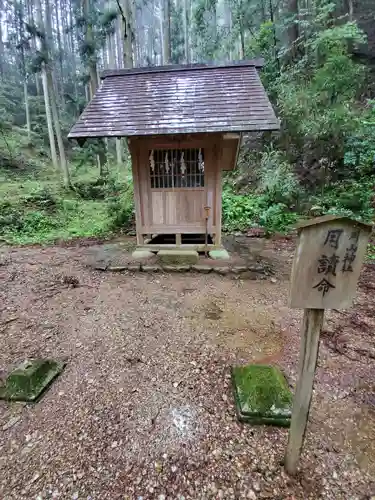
xmin=0 ymin=201 xmax=58 ymax=239
xmin=368 ymin=238 xmax=375 ymax=261
xmin=275 ymin=16 xmax=367 ymax=168
xmin=222 ymin=150 xmax=302 ymax=234
xmin=247 ymin=22 xmax=280 ymax=92
xmin=0 ymin=161 xmax=134 ymax=245
xmin=310 ymin=178 xmax=375 ymax=221
xmin=100 ymin=8 xmax=118 ymax=29
xmin=107 ymin=185 xmax=134 ymax=230
xmin=192 ymin=0 xmax=219 ymax=60
xmin=0 ymin=201 xmax=24 ymax=233
xmin=74 ymin=1 xmax=117 ymax=71
xmin=23 ymin=187 xmax=57 ymax=211
xmin=21 ymin=210 xmax=59 ymax=233
xmin=258 ymin=150 xmax=303 ymax=206
xmin=170 ymin=1 xmax=185 ymax=63
xmin=343 ymin=101 xmax=375 ymax=176
xmin=222 ymin=189 xmax=263 ymax=232
xmin=74 ymin=178 xmax=109 ymax=200
xmin=222 ymin=189 xmax=300 ymax=235
xmin=258 ymin=204 xmax=299 ymax=233
xmin=1 ymin=0 xmax=374 ymax=245
xmin=0 ymin=82 xmax=22 ymax=125
xmin=73 ymin=174 xmax=126 ymax=201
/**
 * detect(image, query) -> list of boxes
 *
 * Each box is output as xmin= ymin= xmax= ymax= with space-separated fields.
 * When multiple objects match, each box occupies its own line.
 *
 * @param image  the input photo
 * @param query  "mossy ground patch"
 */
xmin=232 ymin=364 xmax=292 ymax=427
xmin=0 ymin=359 xmax=65 ymax=402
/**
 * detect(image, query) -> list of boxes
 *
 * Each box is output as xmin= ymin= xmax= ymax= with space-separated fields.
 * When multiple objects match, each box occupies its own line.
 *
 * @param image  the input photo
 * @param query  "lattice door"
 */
xmin=149 ymin=148 xmax=204 ymax=189
xmin=148 ymin=148 xmax=207 ymax=228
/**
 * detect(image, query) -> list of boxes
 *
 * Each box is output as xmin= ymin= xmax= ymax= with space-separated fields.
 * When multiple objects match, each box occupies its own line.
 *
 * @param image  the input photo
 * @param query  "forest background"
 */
xmin=0 ymin=0 xmax=374 ymax=256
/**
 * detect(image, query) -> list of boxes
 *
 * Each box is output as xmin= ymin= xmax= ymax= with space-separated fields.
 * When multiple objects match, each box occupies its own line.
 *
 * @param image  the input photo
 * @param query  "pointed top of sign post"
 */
xmin=296 ymin=215 xmax=372 ymax=232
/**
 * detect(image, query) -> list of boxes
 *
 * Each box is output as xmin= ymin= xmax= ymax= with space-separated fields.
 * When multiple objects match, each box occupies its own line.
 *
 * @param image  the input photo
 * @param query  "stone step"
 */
xmin=157 ymin=249 xmax=199 ymax=266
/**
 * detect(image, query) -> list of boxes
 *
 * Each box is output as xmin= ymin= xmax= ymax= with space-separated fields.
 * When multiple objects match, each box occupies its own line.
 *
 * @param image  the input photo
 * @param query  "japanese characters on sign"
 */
xmin=289 ymin=217 xmax=371 ymax=309
xmin=312 ymin=229 xmax=360 ymax=297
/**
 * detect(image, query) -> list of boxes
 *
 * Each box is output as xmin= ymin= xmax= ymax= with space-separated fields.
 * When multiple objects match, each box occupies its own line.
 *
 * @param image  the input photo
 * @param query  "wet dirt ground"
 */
xmin=0 ymin=238 xmax=374 ymax=499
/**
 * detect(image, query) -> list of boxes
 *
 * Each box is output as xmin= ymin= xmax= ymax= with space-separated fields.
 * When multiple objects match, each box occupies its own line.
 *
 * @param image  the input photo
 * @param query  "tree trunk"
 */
xmin=41 ymin=66 xmax=59 ymax=171
xmin=45 ymin=0 xmax=59 ymax=99
xmin=239 ymin=21 xmax=245 ymax=59
xmin=24 ymin=80 xmax=31 ymax=142
xmin=211 ymin=0 xmax=217 ymax=57
xmin=286 ymin=0 xmax=299 ymax=61
xmin=83 ymin=0 xmax=106 ymax=174
xmin=121 ymin=0 xmax=134 ymax=68
xmin=47 ymin=70 xmax=72 ymax=188
xmin=55 ymin=0 xmax=65 ymax=103
xmin=147 ymin=5 xmax=154 ymax=65
xmin=35 ymin=0 xmax=59 ymax=171
xmin=183 ymin=0 xmax=190 ymax=63
xmin=28 ymin=0 xmax=41 ymax=94
xmin=346 ymin=0 xmax=353 ymax=21
xmin=260 ymin=0 xmax=266 ymax=22
xmin=162 ymin=0 xmax=171 ymax=64
xmin=83 ymin=0 xmax=98 ymax=98
xmin=68 ymin=0 xmax=79 ymax=106
xmin=224 ymin=0 xmax=232 ymax=60
xmin=88 ymin=65 xmax=99 ymax=99
xmin=36 ymin=0 xmax=71 ymax=188
xmin=108 ymin=28 xmax=122 ymax=165
xmin=44 ymin=0 xmax=53 ymax=42
xmin=131 ymin=0 xmax=139 ymax=66
xmin=108 ymin=32 xmax=115 ymax=67
xmin=17 ymin=0 xmax=31 ymax=140
xmin=0 ymin=0 xmax=4 ymax=79
xmin=116 ymin=17 xmax=123 ymax=67
xmin=269 ymin=0 xmax=280 ymax=73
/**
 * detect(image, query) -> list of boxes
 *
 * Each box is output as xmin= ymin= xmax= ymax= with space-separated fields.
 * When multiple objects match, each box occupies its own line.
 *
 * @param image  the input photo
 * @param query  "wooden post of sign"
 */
xmin=285 ymin=308 xmax=324 ymax=475
xmin=286 ymin=215 xmax=372 ymax=475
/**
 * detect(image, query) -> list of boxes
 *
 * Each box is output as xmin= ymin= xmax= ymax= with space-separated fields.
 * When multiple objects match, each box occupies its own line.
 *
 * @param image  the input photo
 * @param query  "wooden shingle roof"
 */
xmin=68 ymin=60 xmax=280 ymax=139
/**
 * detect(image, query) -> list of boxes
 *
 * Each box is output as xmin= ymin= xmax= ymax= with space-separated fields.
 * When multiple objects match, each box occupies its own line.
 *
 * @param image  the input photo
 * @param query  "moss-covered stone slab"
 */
xmin=231 ymin=364 xmax=292 ymax=427
xmin=157 ymin=250 xmax=198 ymax=266
xmin=209 ymin=249 xmax=230 ymax=260
xmin=0 ymin=359 xmax=65 ymax=402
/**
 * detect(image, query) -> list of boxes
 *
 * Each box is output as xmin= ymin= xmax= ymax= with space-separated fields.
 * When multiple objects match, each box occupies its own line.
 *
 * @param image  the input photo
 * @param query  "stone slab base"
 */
xmin=103 ymin=262 xmax=270 ymax=278
xmin=208 ymin=249 xmax=230 ymax=260
xmin=157 ymin=249 xmax=199 ymax=266
xmin=0 ymin=359 xmax=65 ymax=402
xmin=231 ymin=364 xmax=292 ymax=427
xmin=131 ymin=249 xmax=155 ymax=261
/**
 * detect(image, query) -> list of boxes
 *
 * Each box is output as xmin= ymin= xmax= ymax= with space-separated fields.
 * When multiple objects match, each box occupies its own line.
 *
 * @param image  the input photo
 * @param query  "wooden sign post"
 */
xmin=285 ymin=215 xmax=372 ymax=475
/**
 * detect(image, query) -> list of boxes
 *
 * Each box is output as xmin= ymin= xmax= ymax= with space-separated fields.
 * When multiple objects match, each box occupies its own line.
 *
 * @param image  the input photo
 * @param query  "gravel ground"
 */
xmin=0 ymin=240 xmax=374 ymax=500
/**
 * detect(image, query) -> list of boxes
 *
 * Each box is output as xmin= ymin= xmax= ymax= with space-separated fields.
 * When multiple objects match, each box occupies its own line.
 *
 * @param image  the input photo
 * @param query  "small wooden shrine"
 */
xmin=69 ymin=61 xmax=279 ymax=250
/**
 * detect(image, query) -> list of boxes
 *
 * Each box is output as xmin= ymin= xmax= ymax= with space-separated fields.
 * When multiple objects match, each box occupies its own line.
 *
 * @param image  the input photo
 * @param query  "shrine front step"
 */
xmin=157 ymin=249 xmax=199 ymax=266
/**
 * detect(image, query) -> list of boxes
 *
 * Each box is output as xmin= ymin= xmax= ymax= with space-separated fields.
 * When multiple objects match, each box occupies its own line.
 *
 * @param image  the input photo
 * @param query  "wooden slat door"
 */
xmin=132 ymin=139 xmax=221 ymax=239
xmin=150 ymin=189 xmax=206 ymax=231
xmin=142 ymin=147 xmax=216 ymax=234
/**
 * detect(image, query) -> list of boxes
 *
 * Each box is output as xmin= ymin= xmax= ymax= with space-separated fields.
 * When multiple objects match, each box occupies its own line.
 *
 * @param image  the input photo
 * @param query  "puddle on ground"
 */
xmin=170 ymin=405 xmax=196 ymax=439
xmin=186 ymin=297 xmax=285 ymax=361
